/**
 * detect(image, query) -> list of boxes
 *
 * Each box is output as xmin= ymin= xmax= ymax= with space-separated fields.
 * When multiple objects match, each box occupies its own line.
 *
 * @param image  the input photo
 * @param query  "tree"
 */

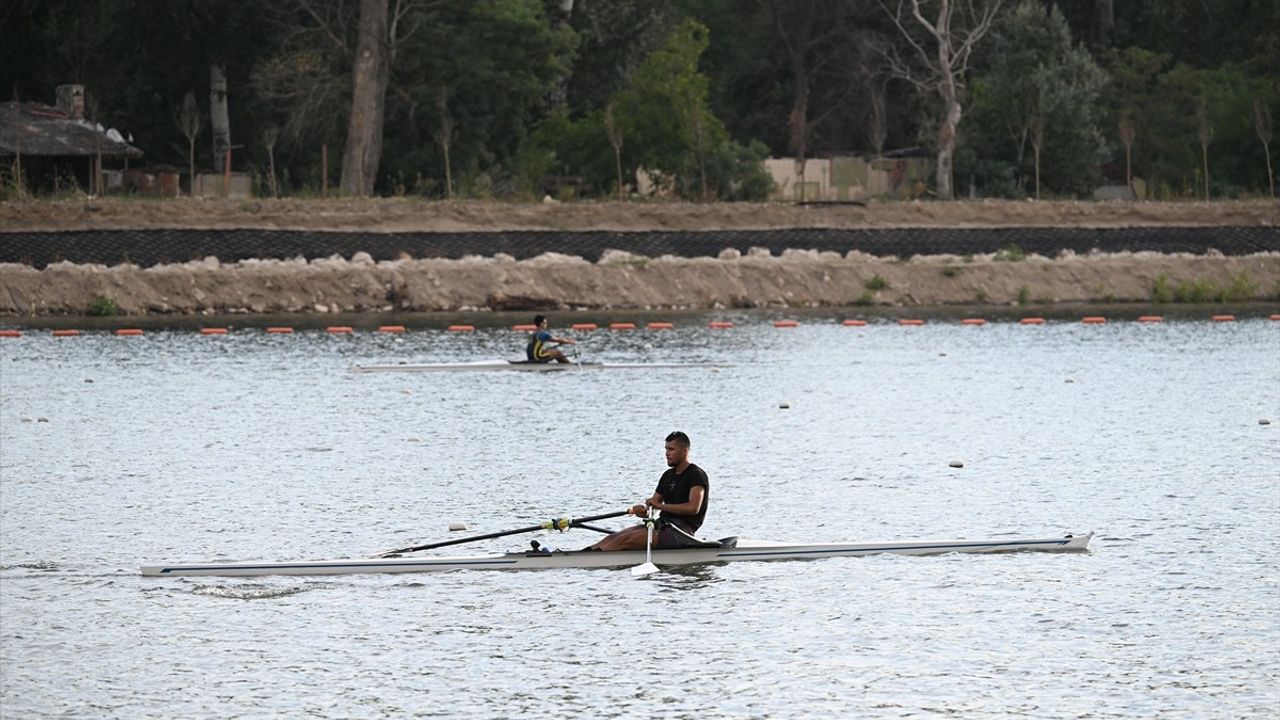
xmin=880 ymin=0 xmax=1006 ymax=199
xmin=1256 ymin=98 xmax=1275 ymax=197
xmin=341 ymin=0 xmax=391 ymax=196
xmin=604 ymin=100 xmax=624 ymax=200
xmin=434 ymin=87 xmax=454 ymax=198
xmin=1195 ymin=97 xmax=1212 ymax=198
xmin=176 ymin=91 xmax=203 ymax=196
xmin=209 ymin=64 xmax=231 ymax=174
xmin=1117 ymin=109 xmax=1134 ymax=190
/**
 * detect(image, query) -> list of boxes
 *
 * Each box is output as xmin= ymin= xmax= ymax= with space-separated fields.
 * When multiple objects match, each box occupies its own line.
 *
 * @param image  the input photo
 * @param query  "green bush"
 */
xmin=1017 ymin=285 xmax=1031 ymax=305
xmin=995 ymin=244 xmax=1027 ymax=262
xmin=854 ymin=290 xmax=875 ymax=306
xmin=942 ymin=265 xmax=961 ymax=277
xmin=1152 ymin=272 xmax=1174 ymax=303
xmin=1175 ymin=278 xmax=1218 ymax=303
xmin=865 ymin=274 xmax=888 ymax=291
xmin=87 ymin=297 xmax=118 ymax=317
xmin=1220 ymin=271 xmax=1258 ymax=302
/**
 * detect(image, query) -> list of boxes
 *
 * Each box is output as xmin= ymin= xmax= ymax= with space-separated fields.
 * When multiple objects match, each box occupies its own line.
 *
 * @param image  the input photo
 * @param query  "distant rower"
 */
xmin=526 ymin=314 xmax=577 ymax=364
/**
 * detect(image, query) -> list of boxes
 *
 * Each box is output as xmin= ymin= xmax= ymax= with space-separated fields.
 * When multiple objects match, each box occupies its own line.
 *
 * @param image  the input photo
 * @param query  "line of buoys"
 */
xmin=1138 ymin=315 xmax=1164 ymax=323
xmin=326 ymin=326 xmax=354 ymax=334
xmin=115 ymin=328 xmax=144 ymax=336
xmin=53 ymin=329 xmax=81 ymax=337
xmin=961 ymin=318 xmax=986 ymax=326
xmin=266 ymin=327 xmax=294 ymax=334
xmin=898 ymin=319 xmax=924 ymax=326
xmin=773 ymin=320 xmax=798 ymax=328
xmin=647 ymin=322 xmax=674 ymax=330
xmin=571 ymin=323 xmax=598 ymax=331
xmin=1082 ymin=316 xmax=1107 ymax=324
xmin=200 ymin=327 xmax=228 ymax=335
xmin=1020 ymin=317 xmax=1045 ymax=325
xmin=0 ymin=330 xmax=21 ymax=337
xmin=709 ymin=321 xmax=735 ymax=329
xmin=1211 ymin=315 xmax=1235 ymax=322
xmin=842 ymin=319 xmax=867 ymax=327
xmin=609 ymin=322 xmax=636 ymax=330
xmin=512 ymin=324 xmax=537 ymax=331
xmin=447 ymin=325 xmax=475 ymax=332
xmin=378 ymin=325 xmax=406 ymax=333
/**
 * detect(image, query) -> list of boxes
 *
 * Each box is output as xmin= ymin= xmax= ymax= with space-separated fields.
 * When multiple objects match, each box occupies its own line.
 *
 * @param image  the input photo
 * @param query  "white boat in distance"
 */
xmin=141 ymin=532 xmax=1093 ymax=578
xmin=352 ymin=359 xmax=726 ymax=373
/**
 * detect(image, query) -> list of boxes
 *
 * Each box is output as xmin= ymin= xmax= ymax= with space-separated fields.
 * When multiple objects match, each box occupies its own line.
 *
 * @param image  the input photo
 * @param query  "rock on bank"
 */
xmin=2 ymin=249 xmax=1277 ymax=316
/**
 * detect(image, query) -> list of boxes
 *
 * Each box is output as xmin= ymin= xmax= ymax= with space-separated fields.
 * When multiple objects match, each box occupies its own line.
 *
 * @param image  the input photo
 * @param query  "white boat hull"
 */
xmin=141 ymin=532 xmax=1092 ymax=578
xmin=352 ymin=360 xmax=724 ymax=373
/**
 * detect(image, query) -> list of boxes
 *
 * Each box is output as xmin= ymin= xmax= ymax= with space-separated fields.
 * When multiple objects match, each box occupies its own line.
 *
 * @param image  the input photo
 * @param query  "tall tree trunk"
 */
xmin=1094 ymin=0 xmax=1114 ymax=48
xmin=341 ymin=0 xmax=390 ymax=196
xmin=209 ymin=65 xmax=231 ymax=174
xmin=936 ymin=87 xmax=962 ymax=201
xmin=546 ymin=0 xmax=575 ymax=109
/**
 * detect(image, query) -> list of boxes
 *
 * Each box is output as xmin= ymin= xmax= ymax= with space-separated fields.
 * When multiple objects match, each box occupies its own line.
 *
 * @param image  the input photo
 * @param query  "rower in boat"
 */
xmin=587 ymin=431 xmax=709 ymax=551
xmin=527 ymin=314 xmax=578 ymax=364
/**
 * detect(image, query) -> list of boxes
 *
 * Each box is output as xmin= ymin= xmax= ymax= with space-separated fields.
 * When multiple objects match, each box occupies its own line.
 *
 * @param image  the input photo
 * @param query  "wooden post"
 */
xmin=322 ymin=144 xmax=329 ymax=196
xmin=222 ymin=148 xmax=231 ymax=197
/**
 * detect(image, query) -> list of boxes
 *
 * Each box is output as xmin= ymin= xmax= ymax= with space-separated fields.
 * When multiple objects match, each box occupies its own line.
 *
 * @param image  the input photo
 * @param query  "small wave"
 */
xmin=190 ymin=583 xmax=317 ymax=600
xmin=0 ymin=562 xmax=58 ymax=572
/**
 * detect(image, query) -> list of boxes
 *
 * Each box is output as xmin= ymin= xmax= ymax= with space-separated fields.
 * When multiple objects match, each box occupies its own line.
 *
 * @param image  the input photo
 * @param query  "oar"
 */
xmin=631 ymin=511 xmax=659 ymax=577
xmin=376 ymin=510 xmax=630 ymax=558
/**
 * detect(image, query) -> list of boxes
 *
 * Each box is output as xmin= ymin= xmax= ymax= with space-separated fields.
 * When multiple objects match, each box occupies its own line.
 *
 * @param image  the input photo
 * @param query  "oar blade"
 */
xmin=631 ymin=561 xmax=659 ymax=577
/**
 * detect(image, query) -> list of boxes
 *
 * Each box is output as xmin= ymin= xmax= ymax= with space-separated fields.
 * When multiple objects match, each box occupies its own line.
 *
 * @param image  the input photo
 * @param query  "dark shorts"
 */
xmin=655 ymin=519 xmax=703 ymax=549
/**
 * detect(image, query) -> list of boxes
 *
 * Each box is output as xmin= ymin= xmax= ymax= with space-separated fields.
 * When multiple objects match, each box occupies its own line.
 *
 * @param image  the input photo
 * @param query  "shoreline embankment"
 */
xmin=2 ymin=198 xmax=1277 ymax=317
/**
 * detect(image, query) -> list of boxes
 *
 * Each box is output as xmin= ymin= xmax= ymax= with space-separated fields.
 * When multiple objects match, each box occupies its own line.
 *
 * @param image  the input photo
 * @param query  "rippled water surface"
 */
xmin=2 ymin=314 xmax=1278 ymax=718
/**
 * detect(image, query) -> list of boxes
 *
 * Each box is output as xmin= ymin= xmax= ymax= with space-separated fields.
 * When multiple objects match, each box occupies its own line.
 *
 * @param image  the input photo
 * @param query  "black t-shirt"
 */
xmin=655 ymin=463 xmax=709 ymax=531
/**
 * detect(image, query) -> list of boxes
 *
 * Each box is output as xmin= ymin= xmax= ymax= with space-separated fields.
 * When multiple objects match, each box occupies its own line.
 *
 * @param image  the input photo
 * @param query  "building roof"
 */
xmin=0 ymin=101 xmax=143 ymax=159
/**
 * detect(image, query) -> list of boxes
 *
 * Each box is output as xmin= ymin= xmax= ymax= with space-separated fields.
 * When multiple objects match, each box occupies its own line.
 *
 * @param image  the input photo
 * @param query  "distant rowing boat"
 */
xmin=352 ymin=359 xmax=726 ymax=373
xmin=141 ymin=532 xmax=1093 ymax=578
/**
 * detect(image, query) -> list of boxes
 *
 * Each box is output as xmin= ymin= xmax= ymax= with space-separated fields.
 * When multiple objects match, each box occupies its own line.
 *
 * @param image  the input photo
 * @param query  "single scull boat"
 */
xmin=141 ymin=532 xmax=1093 ymax=578
xmin=352 ymin=359 xmax=725 ymax=373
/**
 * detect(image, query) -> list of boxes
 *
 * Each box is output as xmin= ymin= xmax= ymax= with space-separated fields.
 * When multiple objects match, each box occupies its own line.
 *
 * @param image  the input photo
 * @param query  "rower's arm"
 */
xmin=651 ymin=485 xmax=704 ymax=517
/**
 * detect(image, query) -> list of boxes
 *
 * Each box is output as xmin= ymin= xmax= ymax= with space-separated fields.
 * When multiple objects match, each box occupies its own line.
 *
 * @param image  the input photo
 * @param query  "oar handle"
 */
xmin=375 ymin=509 xmax=631 ymax=557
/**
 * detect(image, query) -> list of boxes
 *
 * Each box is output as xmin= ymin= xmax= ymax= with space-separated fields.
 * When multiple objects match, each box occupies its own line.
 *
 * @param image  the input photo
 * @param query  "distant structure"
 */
xmin=765 ymin=149 xmax=934 ymax=202
xmin=0 ymin=84 xmax=143 ymax=194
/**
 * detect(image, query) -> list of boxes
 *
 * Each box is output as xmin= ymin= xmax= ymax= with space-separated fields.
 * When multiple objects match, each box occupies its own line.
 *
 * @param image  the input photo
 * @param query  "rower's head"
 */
xmin=665 ymin=431 xmax=690 ymax=467
xmin=533 ymin=314 xmax=548 ymax=329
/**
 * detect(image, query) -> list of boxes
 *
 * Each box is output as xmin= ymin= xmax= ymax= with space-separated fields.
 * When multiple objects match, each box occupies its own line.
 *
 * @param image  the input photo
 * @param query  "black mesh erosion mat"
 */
xmin=2 ymin=226 xmax=1277 ymax=269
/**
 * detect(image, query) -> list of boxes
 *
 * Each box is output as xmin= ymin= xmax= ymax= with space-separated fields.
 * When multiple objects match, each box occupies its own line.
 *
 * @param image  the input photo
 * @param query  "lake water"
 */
xmin=2 ymin=313 xmax=1278 ymax=718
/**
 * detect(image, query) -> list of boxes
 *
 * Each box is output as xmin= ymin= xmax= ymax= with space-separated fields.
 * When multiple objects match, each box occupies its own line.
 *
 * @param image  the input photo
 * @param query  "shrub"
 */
xmin=1017 ymin=285 xmax=1031 ymax=305
xmin=1152 ymin=272 xmax=1174 ymax=303
xmin=942 ymin=265 xmax=961 ymax=277
xmin=854 ymin=290 xmax=875 ymax=306
xmin=1175 ymin=278 xmax=1218 ymax=303
xmin=865 ymin=274 xmax=888 ymax=291
xmin=1220 ymin=271 xmax=1258 ymax=302
xmin=87 ymin=297 xmax=118 ymax=317
xmin=995 ymin=244 xmax=1027 ymax=262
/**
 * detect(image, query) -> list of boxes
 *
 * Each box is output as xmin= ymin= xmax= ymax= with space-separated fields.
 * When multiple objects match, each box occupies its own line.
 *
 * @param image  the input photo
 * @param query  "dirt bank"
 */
xmin=3 ymin=249 xmax=1276 ymax=316
xmin=2 ymin=197 xmax=1276 ymax=232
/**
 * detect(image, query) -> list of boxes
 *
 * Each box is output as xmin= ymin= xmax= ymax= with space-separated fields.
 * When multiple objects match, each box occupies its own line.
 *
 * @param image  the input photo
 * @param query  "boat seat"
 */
xmin=715 ymin=536 xmax=738 ymax=549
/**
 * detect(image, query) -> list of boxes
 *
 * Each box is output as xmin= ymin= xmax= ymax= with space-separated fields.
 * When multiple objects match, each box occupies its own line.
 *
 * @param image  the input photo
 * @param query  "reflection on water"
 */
xmin=1 ymin=314 xmax=1277 ymax=718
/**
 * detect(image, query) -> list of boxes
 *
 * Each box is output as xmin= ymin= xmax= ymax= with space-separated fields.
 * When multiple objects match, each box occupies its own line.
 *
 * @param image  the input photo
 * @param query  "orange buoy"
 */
xmin=961 ymin=318 xmax=986 ymax=326
xmin=512 ymin=324 xmax=537 ymax=331
xmin=842 ymin=319 xmax=867 ymax=327
xmin=1211 ymin=315 xmax=1235 ymax=322
xmin=200 ymin=327 xmax=228 ymax=335
xmin=609 ymin=322 xmax=636 ymax=330
xmin=378 ymin=325 xmax=406 ymax=333
xmin=326 ymin=326 xmax=354 ymax=334
xmin=0 ymin=330 xmax=21 ymax=337
xmin=1270 ymin=314 xmax=1280 ymax=321
xmin=571 ymin=323 xmax=598 ymax=331
xmin=115 ymin=328 xmax=144 ymax=336
xmin=1137 ymin=315 xmax=1164 ymax=323
xmin=1082 ymin=316 xmax=1106 ymax=324
xmin=266 ymin=327 xmax=294 ymax=334
xmin=647 ymin=322 xmax=674 ymax=330
xmin=447 ymin=324 xmax=475 ymax=332
xmin=708 ymin=321 xmax=735 ymax=329
xmin=52 ymin=329 xmax=81 ymax=337
xmin=1020 ymin=317 xmax=1045 ymax=325
xmin=898 ymin=319 xmax=924 ymax=326
xmin=773 ymin=320 xmax=798 ymax=328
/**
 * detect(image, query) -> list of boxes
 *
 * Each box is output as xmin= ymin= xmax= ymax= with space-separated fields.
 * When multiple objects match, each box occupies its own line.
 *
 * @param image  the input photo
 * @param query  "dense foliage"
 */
xmin=1 ymin=0 xmax=1275 ymax=199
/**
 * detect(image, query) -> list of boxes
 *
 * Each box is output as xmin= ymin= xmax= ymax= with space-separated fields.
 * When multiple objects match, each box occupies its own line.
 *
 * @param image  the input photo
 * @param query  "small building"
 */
xmin=0 ymin=84 xmax=143 ymax=194
xmin=765 ymin=149 xmax=933 ymax=202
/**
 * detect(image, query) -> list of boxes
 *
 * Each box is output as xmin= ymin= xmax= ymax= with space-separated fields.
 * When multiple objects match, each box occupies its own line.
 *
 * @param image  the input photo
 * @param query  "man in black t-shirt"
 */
xmin=588 ymin=431 xmax=709 ymax=551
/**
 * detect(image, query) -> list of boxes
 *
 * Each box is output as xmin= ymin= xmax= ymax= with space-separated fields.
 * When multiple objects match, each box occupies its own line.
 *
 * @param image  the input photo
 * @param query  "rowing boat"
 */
xmin=140 ymin=532 xmax=1092 ymax=577
xmin=352 ymin=359 xmax=725 ymax=373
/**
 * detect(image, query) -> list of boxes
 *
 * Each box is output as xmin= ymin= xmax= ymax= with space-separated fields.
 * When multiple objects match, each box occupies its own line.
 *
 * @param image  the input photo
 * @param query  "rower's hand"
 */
xmin=629 ymin=504 xmax=648 ymax=517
